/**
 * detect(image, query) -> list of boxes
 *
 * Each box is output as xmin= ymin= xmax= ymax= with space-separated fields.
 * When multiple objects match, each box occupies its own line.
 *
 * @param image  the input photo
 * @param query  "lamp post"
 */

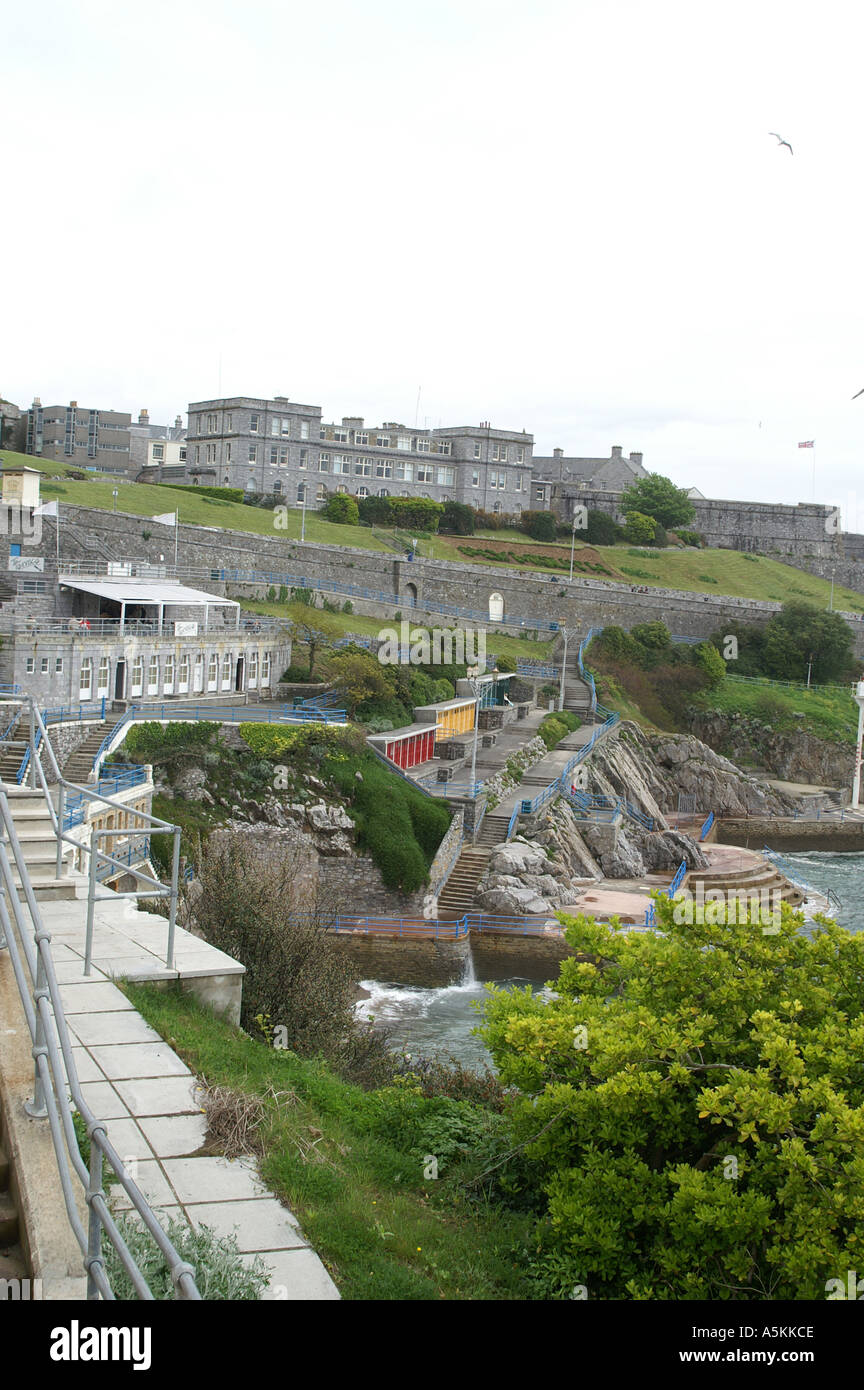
xmin=569 ymin=512 xmax=578 ymax=582
xmin=112 ymin=488 xmax=118 ymax=512
xmin=829 ymin=567 xmax=835 ymax=612
xmin=852 ymin=680 xmax=864 ymax=808
xmin=558 ymin=623 xmax=569 ymax=712
xmin=300 ymin=488 xmax=307 ymax=542
xmin=468 ymin=677 xmax=481 ymax=798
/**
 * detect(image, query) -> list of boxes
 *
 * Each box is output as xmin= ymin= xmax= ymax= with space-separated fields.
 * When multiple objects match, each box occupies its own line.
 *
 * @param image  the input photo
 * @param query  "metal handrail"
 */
xmin=0 ymin=785 xmax=201 ymax=1299
xmin=699 ymin=811 xmax=715 ymax=841
xmin=22 ymin=697 xmax=182 ymax=973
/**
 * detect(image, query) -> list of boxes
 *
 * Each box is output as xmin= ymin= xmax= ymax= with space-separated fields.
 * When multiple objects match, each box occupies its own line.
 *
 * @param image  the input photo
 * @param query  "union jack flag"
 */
xmin=798 ymin=440 xmax=815 ymax=448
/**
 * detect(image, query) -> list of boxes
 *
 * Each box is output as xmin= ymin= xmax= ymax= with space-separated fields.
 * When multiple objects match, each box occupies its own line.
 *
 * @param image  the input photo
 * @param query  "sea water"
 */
xmin=355 ymin=852 xmax=864 ymax=1069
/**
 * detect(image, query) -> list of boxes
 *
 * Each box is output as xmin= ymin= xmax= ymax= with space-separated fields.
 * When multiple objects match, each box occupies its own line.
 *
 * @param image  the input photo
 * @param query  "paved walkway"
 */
xmin=53 ymin=963 xmax=339 ymax=1300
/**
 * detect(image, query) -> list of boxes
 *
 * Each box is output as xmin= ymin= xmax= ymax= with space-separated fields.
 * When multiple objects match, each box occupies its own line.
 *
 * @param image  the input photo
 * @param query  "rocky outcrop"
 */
xmin=688 ymin=711 xmax=853 ymax=788
xmin=582 ymin=722 xmax=802 ymax=818
xmin=578 ymin=822 xmax=709 ymax=879
xmin=475 ymin=831 xmax=587 ymax=915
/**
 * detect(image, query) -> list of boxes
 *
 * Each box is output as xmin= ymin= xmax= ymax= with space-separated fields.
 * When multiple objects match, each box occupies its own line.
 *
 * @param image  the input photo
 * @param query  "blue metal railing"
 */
xmin=669 ymin=860 xmax=688 ymax=896
xmin=63 ymin=766 xmax=151 ymax=828
xmin=506 ymin=805 xmax=522 ymax=840
xmin=699 ymin=811 xmax=715 ymax=841
xmin=43 ymin=700 xmax=107 ymax=726
xmin=0 ymin=682 xmax=21 ymax=694
xmin=516 ymin=660 xmax=560 ymax=679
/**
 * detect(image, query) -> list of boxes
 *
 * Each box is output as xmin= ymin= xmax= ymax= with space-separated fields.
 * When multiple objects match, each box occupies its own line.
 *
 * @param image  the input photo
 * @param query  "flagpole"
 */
xmin=56 ymin=506 xmax=60 ymax=568
xmin=174 ymin=511 xmax=179 ymax=574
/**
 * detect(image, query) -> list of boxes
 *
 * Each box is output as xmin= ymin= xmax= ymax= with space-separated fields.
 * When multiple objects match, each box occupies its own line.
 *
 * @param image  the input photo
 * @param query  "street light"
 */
xmin=852 ymin=681 xmax=864 ymax=808
xmin=112 ymin=488 xmax=118 ymax=512
xmin=569 ymin=512 xmax=579 ymax=582
xmin=558 ymin=623 xmax=569 ymax=712
xmin=300 ymin=487 xmax=307 ymax=542
xmin=468 ymin=677 xmax=481 ymax=797
xmin=829 ymin=566 xmax=835 ymax=612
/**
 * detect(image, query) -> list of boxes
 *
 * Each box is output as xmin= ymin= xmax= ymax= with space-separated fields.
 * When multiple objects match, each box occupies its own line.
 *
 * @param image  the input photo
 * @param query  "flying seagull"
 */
xmin=853 ymin=387 xmax=864 ymax=400
xmin=769 ymin=132 xmax=793 ymax=154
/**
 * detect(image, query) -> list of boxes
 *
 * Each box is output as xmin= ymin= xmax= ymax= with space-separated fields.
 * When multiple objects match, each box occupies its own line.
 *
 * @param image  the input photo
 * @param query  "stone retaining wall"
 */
xmin=717 ymin=818 xmax=864 ymax=852
xmin=331 ymin=931 xmax=470 ymax=987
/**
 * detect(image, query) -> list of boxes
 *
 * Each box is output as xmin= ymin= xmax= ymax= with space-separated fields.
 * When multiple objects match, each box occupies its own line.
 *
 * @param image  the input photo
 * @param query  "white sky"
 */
xmin=4 ymin=0 xmax=864 ymax=515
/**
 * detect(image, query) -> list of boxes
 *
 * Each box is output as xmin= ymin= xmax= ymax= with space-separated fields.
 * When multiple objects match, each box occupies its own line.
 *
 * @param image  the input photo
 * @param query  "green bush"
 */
xmin=440 ymin=500 xmax=476 ymax=535
xmin=103 ymin=1211 xmax=270 ymax=1300
xmin=676 ymin=529 xmax=702 ymax=547
xmin=623 ymin=510 xmax=656 ymax=545
xmin=160 ymin=483 xmax=245 ymax=504
xmin=520 ymin=510 xmax=557 ymax=543
xmin=583 ymin=510 xmax=622 ymax=546
xmin=322 ymin=494 xmax=359 ymax=525
xmin=408 ymin=796 xmax=452 ymax=859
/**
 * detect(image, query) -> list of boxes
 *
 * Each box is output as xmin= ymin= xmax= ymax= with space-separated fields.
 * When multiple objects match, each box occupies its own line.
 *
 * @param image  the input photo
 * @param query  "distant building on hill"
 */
xmin=128 ymin=408 xmax=187 ymax=478
xmin=0 ymin=397 xmax=25 ymax=452
xmin=25 ymin=398 xmax=132 ymax=473
xmin=183 ymin=395 xmax=533 ymax=514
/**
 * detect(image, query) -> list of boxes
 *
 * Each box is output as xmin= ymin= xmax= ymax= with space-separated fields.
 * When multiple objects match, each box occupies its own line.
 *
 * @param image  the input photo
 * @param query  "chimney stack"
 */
xmin=139 ymin=408 xmax=149 ymax=424
xmin=611 ymin=445 xmax=623 ymax=459
xmin=553 ymin=447 xmax=564 ymax=458
xmin=69 ymin=399 xmax=77 ymax=408
xmin=629 ymin=451 xmax=643 ymax=467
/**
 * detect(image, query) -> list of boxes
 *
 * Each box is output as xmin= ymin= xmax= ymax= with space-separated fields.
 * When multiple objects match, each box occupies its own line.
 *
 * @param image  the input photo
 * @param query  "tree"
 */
xmin=389 ymin=496 xmax=443 ymax=531
xmin=583 ymin=510 xmax=622 ymax=546
xmin=521 ymin=510 xmax=557 ymax=543
xmin=327 ymin=648 xmax=393 ymax=714
xmin=761 ymin=602 xmax=855 ymax=684
xmin=440 ymin=500 xmax=476 ymax=535
xmin=357 ymin=494 xmax=393 ymax=525
xmin=623 ymin=510 xmax=656 ymax=545
xmin=283 ymin=602 xmax=342 ymax=678
xmin=621 ymin=473 xmax=695 ymax=530
xmin=481 ymin=895 xmax=864 ymax=1300
xmin=322 ymin=494 xmax=359 ymax=525
xmin=693 ymin=640 xmax=726 ymax=688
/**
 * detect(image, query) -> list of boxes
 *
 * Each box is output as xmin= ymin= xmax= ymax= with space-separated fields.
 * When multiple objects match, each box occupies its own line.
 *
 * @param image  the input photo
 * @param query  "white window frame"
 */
xmin=164 ymin=654 xmax=175 ymax=694
xmin=221 ymin=653 xmax=232 ymax=690
xmin=178 ymin=653 xmax=189 ymax=694
xmin=207 ymin=653 xmax=218 ymax=691
xmin=130 ymin=657 xmax=143 ymax=698
xmin=248 ymin=650 xmax=258 ymax=689
xmin=97 ymin=656 xmax=110 ymax=696
xmin=147 ymin=654 xmax=159 ymax=695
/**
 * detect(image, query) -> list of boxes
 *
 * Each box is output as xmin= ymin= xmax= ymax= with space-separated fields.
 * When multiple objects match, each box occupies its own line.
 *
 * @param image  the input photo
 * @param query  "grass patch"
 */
xmin=121 ymin=983 xmax=535 ymax=1301
xmin=693 ymin=676 xmax=859 ymax=744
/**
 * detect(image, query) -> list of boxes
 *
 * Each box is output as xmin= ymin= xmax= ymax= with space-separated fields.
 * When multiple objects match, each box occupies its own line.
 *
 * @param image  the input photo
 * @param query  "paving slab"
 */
xmin=161 ymin=1156 xmax=269 ymax=1205
xmin=68 ymin=1011 xmax=164 ymax=1047
xmin=89 ymin=1042 xmax=192 ymax=1081
xmin=246 ymin=1248 xmax=340 ymax=1301
xmin=59 ymin=982 xmax=135 ymax=1014
xmin=137 ymin=1114 xmax=208 ymax=1158
xmin=185 ymin=1198 xmax=307 ymax=1252
xmin=114 ymin=1076 xmax=204 ymax=1117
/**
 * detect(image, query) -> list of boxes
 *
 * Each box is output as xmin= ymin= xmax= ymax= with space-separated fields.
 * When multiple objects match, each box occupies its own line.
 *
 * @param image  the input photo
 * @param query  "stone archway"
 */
xmin=405 ymin=582 xmax=418 ymax=608
xmin=488 ymin=591 xmax=505 ymax=622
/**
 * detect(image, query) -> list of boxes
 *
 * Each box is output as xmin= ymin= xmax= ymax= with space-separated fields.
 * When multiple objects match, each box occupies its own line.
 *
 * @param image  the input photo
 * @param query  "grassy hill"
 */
xmin=4 ymin=449 xmax=861 ymax=611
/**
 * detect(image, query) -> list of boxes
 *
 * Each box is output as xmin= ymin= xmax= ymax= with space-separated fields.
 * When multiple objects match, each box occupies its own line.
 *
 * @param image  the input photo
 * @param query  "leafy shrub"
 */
xmin=676 ymin=529 xmax=702 ymax=547
xmin=520 ymin=510 xmax=557 ymax=543
xmin=440 ymin=500 xmax=476 ymax=535
xmin=582 ymin=510 xmax=622 ymax=546
xmin=103 ymin=1211 xmax=270 ymax=1300
xmin=623 ymin=510 xmax=656 ymax=545
xmin=323 ymin=494 xmax=359 ymax=525
xmin=161 ymin=484 xmax=245 ymax=504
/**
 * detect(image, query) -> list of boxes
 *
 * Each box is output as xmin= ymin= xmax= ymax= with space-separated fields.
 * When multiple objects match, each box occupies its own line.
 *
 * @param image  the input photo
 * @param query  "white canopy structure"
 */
xmin=59 ymin=579 xmax=240 ymax=634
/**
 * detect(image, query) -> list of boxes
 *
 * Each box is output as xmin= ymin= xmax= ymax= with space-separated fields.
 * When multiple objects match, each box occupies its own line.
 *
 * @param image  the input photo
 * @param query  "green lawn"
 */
xmin=693 ymin=675 xmax=859 ymax=745
xmin=122 ymin=983 xmax=534 ymax=1301
xmin=236 ymin=597 xmax=557 ymax=665
xmin=419 ymin=533 xmax=864 ymax=611
xmin=0 ymin=450 xmax=393 ymax=552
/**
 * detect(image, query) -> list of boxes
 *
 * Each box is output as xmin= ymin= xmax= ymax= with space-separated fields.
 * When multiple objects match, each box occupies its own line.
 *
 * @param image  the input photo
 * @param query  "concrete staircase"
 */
xmin=474 ymin=812 xmax=513 ymax=849
xmin=62 ymin=714 xmax=128 ymax=783
xmin=0 ymin=1100 xmax=27 ymax=1286
xmin=437 ymin=847 xmax=490 ymax=918
xmin=684 ymin=860 xmax=806 ymax=909
xmin=0 ymin=740 xmax=28 ymax=784
xmin=1 ymin=788 xmax=79 ymax=901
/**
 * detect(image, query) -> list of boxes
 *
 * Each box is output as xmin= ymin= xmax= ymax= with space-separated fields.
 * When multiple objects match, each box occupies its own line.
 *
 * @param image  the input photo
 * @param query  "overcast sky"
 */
xmin=5 ymin=0 xmax=864 ymax=517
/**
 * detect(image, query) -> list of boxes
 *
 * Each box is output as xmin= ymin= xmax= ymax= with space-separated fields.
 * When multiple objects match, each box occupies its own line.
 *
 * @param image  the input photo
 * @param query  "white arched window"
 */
xmin=164 ymin=654 xmax=175 ymax=694
xmin=489 ymin=592 xmax=505 ymax=622
xmin=193 ymin=654 xmax=205 ymax=692
xmin=248 ymin=650 xmax=259 ymax=689
xmin=147 ymin=654 xmax=159 ymax=695
xmin=261 ymin=651 xmax=271 ymax=687
xmin=273 ymin=478 xmax=283 ymax=494
xmin=207 ymin=654 xmax=218 ymax=691
xmin=358 ymin=486 xmax=369 ymax=497
xmin=130 ymin=656 xmax=144 ymax=697
xmin=221 ymin=653 xmax=232 ymax=690
xmin=178 ymin=653 xmax=190 ymax=693
xmin=79 ymin=657 xmax=93 ymax=700
xmin=96 ymin=657 xmax=110 ymax=696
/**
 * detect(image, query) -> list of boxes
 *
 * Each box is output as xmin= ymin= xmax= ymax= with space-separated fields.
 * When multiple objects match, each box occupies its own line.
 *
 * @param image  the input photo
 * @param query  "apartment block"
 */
xmin=25 ymin=397 xmax=132 ymax=473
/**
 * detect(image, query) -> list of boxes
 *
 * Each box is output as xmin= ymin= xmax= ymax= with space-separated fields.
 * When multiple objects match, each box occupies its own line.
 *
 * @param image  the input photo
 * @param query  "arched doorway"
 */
xmin=489 ymin=592 xmax=505 ymax=622
xmin=405 ymin=582 xmax=417 ymax=608
xmin=235 ymin=656 xmax=245 ymax=692
xmin=114 ymin=659 xmax=126 ymax=701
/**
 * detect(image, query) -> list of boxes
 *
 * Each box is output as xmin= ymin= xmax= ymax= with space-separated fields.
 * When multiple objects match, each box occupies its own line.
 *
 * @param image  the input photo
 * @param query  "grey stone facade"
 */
xmin=184 ymin=396 xmax=533 ymax=516
xmin=532 ymin=445 xmax=648 ymax=505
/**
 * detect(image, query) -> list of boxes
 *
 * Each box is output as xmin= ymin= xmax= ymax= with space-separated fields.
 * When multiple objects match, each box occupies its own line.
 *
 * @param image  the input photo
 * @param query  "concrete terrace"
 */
xmin=48 ymin=942 xmax=339 ymax=1300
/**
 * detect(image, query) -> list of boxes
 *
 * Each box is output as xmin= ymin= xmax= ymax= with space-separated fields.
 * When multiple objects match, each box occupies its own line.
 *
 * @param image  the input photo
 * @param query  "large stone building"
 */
xmin=531 ymin=444 xmax=648 ymax=507
xmin=184 ymin=396 xmax=534 ymax=515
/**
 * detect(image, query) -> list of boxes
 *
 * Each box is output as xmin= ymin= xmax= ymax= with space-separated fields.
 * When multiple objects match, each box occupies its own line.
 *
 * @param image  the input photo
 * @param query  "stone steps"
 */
xmin=437 ymin=849 xmax=490 ymax=916
xmin=474 ymin=813 xmax=513 ymax=848
xmin=62 ymin=715 xmax=127 ymax=782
